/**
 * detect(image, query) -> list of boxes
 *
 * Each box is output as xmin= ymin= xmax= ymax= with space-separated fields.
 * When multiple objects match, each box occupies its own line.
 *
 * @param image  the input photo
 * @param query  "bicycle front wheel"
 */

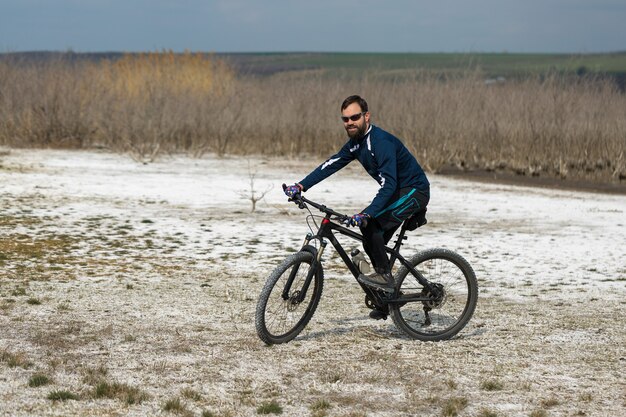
xmin=255 ymin=248 xmax=324 ymax=344
xmin=391 ymin=248 xmax=478 ymax=341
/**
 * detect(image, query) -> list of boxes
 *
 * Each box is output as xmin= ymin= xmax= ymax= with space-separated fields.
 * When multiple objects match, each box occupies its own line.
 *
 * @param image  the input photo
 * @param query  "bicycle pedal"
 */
xmin=369 ymin=310 xmax=388 ymax=320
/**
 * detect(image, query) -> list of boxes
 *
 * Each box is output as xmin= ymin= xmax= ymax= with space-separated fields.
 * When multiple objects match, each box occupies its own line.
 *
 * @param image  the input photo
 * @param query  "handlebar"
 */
xmin=282 ymin=184 xmax=363 ymax=227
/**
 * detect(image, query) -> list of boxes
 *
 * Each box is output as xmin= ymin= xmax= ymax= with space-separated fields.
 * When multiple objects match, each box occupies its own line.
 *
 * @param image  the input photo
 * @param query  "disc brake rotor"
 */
xmin=422 ymin=283 xmax=446 ymax=309
xmin=286 ymin=290 xmax=301 ymax=311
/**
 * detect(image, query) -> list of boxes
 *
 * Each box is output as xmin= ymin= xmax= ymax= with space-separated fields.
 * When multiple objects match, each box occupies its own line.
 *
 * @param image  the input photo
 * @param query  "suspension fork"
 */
xmin=281 ymin=232 xmax=328 ymax=302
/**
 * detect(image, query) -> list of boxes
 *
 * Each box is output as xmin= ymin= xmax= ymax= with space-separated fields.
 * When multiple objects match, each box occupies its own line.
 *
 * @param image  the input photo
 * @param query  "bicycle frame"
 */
xmin=285 ymin=195 xmax=437 ymax=308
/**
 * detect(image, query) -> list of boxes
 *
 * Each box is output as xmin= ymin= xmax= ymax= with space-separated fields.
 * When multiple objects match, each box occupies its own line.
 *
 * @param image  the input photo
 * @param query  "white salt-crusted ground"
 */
xmin=0 ymin=149 xmax=624 ymax=417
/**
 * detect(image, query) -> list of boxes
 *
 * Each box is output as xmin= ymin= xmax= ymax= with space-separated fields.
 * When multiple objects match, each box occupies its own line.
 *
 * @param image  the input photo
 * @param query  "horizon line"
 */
xmin=2 ymin=49 xmax=626 ymax=56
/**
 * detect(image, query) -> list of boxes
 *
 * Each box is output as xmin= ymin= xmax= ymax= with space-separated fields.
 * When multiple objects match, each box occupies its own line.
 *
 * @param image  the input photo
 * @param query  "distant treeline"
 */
xmin=2 ymin=50 xmax=626 ymax=82
xmin=0 ymin=51 xmax=624 ymax=183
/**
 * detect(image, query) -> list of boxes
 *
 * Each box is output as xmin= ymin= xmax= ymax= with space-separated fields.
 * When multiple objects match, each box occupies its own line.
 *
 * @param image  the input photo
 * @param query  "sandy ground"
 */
xmin=0 ymin=148 xmax=625 ymax=417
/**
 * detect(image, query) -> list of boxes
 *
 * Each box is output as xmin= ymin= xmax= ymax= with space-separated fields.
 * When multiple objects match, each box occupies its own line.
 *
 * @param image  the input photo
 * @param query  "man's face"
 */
xmin=342 ymin=102 xmax=370 ymax=139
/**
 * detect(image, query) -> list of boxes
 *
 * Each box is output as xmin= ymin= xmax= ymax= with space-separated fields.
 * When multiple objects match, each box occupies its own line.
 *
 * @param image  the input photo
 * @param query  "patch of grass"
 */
xmin=445 ymin=379 xmax=457 ymax=390
xmin=94 ymin=380 xmax=149 ymax=405
xmin=441 ymin=397 xmax=468 ymax=416
xmin=540 ymin=397 xmax=560 ymax=408
xmin=0 ymin=300 xmax=15 ymax=312
xmin=320 ymin=370 xmax=343 ymax=384
xmin=152 ymin=360 xmax=170 ymax=374
xmin=81 ymin=365 xmax=108 ymax=386
xmin=163 ymin=397 xmax=190 ymax=414
xmin=311 ymin=399 xmax=331 ymax=412
xmin=57 ymin=303 xmax=70 ymax=311
xmin=1 ymin=349 xmax=32 ymax=369
xmin=480 ymin=379 xmax=504 ymax=391
xmin=181 ymin=387 xmax=202 ymax=401
xmin=0 ymin=234 xmax=79 ymax=280
xmin=26 ymin=297 xmax=41 ymax=305
xmin=201 ymin=411 xmax=216 ymax=417
xmin=11 ymin=287 xmax=27 ymax=296
xmin=48 ymin=390 xmax=79 ymax=401
xmin=257 ymin=399 xmax=283 ymax=415
xmin=0 ymin=215 xmax=41 ymax=227
xmin=310 ymin=399 xmax=331 ymax=417
xmin=478 ymin=408 xmax=499 ymax=417
xmin=126 ymin=283 xmax=134 ymax=290
xmin=29 ymin=373 xmax=52 ymax=387
xmin=529 ymin=410 xmax=548 ymax=417
xmin=0 ymin=234 xmax=77 ymax=260
xmin=123 ymin=334 xmax=136 ymax=342
xmin=519 ymin=381 xmax=532 ymax=391
xmin=579 ymin=392 xmax=593 ymax=402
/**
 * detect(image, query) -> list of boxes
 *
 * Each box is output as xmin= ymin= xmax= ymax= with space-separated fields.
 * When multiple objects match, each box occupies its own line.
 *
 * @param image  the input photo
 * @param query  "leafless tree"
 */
xmin=239 ymin=160 xmax=273 ymax=212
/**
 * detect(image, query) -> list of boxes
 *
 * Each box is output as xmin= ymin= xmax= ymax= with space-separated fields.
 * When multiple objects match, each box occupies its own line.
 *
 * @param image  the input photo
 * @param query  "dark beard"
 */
xmin=346 ymin=123 xmax=367 ymax=139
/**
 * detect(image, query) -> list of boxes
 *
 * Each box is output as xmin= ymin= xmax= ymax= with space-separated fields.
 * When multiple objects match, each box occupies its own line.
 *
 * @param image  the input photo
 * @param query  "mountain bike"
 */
xmin=255 ymin=189 xmax=478 ymax=344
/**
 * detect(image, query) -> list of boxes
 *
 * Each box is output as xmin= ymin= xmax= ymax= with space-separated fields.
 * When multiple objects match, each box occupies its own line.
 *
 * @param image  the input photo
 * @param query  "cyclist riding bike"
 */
xmin=285 ymin=95 xmax=430 ymax=294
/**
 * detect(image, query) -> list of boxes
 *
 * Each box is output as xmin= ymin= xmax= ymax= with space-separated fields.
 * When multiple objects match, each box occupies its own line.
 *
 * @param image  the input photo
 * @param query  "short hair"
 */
xmin=341 ymin=95 xmax=368 ymax=113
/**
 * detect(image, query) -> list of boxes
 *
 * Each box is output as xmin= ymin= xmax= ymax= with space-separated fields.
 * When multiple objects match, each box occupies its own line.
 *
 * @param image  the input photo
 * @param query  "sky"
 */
xmin=1 ymin=0 xmax=625 ymax=53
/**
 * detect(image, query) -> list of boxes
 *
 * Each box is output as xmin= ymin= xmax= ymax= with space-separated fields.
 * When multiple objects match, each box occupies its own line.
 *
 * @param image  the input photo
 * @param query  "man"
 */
xmin=284 ymin=95 xmax=430 ymax=292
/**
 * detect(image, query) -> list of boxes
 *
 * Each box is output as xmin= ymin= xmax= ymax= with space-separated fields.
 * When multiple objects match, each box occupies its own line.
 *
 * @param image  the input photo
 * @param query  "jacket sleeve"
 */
xmin=363 ymin=141 xmax=397 ymax=217
xmin=299 ymin=141 xmax=355 ymax=191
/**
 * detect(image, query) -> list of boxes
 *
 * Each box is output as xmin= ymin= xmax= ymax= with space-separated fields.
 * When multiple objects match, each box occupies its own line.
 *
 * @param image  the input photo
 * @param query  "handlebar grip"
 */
xmin=283 ymin=183 xmax=306 ymax=209
xmin=339 ymin=215 xmax=368 ymax=228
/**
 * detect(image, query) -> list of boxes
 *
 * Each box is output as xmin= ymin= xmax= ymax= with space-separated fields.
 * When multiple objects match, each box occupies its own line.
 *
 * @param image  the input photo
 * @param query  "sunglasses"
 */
xmin=341 ymin=112 xmax=366 ymax=123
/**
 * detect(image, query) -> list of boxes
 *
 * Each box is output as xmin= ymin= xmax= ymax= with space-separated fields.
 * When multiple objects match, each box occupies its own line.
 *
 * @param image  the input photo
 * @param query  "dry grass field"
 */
xmin=1 ymin=149 xmax=624 ymax=417
xmin=0 ymin=52 xmax=625 ymax=183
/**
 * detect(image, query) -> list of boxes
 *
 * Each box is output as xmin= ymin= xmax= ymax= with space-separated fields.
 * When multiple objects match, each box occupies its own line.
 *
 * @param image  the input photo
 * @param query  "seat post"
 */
xmin=389 ymin=222 xmax=409 ymax=268
xmin=394 ymin=223 xmax=409 ymax=249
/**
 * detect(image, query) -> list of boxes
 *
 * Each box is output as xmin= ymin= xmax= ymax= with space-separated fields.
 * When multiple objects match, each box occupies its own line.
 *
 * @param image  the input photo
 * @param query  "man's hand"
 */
xmin=349 ymin=213 xmax=370 ymax=227
xmin=284 ymin=183 xmax=303 ymax=199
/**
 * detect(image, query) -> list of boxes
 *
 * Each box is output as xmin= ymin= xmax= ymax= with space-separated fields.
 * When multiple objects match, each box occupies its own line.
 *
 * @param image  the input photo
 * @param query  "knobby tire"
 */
xmin=255 ymin=247 xmax=324 ymax=344
xmin=391 ymin=248 xmax=478 ymax=341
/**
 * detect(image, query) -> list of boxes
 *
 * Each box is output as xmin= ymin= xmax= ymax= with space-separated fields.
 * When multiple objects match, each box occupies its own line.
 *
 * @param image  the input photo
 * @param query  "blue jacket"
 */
xmin=299 ymin=125 xmax=429 ymax=217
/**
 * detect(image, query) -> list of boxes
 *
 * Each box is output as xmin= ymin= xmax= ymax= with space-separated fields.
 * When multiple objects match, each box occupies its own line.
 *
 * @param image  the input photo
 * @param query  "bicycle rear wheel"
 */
xmin=391 ymin=248 xmax=478 ymax=341
xmin=255 ymin=248 xmax=324 ymax=344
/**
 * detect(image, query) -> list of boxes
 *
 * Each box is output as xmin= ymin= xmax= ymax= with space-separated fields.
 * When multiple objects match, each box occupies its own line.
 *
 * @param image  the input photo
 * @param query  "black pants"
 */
xmin=360 ymin=187 xmax=429 ymax=273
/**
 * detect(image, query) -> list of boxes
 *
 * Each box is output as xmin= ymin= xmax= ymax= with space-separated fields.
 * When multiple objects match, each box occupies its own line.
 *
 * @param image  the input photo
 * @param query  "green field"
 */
xmin=221 ymin=51 xmax=626 ymax=77
xmin=3 ymin=50 xmax=626 ymax=77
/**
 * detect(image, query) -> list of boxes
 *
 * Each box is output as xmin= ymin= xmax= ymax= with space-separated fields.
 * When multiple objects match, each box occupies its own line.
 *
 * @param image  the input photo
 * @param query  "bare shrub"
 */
xmin=239 ymin=160 xmax=273 ymax=212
